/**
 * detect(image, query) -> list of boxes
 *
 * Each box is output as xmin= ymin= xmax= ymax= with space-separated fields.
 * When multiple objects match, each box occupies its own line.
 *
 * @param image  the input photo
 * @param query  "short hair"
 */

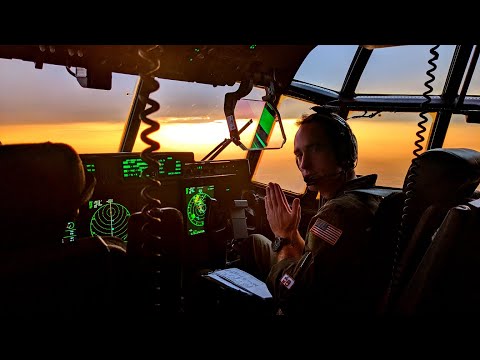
xmin=297 ymin=106 xmax=358 ymax=170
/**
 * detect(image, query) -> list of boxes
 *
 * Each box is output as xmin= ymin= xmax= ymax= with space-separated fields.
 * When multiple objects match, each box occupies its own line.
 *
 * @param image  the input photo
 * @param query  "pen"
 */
xmin=292 ymin=251 xmax=313 ymax=279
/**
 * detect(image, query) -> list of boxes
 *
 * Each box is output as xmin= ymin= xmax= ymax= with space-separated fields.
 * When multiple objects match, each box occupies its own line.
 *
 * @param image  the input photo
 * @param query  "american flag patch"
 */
xmin=280 ymin=273 xmax=295 ymax=289
xmin=310 ymin=218 xmax=342 ymax=245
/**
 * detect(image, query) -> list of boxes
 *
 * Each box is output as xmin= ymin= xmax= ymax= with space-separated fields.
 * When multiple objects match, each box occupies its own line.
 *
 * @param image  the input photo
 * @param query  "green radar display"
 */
xmin=185 ymin=185 xmax=214 ymax=236
xmin=89 ymin=198 xmax=130 ymax=241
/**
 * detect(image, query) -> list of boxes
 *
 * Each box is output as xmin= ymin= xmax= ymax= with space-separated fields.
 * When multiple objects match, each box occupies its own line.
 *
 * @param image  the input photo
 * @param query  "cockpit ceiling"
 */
xmin=0 ymin=45 xmax=316 ymax=89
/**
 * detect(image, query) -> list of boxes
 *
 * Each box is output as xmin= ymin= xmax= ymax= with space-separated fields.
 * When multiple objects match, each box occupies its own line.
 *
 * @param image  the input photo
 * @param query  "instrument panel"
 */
xmin=63 ymin=152 xmax=252 ymax=264
xmin=63 ymin=152 xmax=193 ymax=243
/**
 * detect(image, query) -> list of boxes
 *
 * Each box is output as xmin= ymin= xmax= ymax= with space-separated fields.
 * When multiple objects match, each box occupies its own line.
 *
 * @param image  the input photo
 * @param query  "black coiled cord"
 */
xmin=413 ymin=46 xmax=440 ymax=158
xmin=385 ymin=45 xmax=440 ymax=311
xmin=137 ymin=47 xmax=162 ymax=225
xmin=136 ymin=47 xmax=165 ymax=311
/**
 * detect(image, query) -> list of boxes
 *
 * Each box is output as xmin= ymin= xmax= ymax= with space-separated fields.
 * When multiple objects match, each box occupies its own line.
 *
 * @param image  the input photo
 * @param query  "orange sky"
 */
xmin=1 ymin=47 xmax=479 ymax=194
xmin=2 ymin=116 xmax=478 ymax=192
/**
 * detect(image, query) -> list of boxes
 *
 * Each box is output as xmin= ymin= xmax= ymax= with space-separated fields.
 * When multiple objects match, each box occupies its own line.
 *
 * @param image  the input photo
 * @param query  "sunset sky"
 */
xmin=1 ymin=45 xmax=479 ymax=192
xmin=2 ymin=45 xmax=474 ymax=124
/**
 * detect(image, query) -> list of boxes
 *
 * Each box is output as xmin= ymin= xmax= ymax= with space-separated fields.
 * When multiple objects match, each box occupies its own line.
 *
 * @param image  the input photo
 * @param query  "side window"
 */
xmin=251 ymin=96 xmax=314 ymax=194
xmin=252 ymin=105 xmax=436 ymax=191
xmin=444 ymin=114 xmax=480 ymax=191
xmin=443 ymin=114 xmax=480 ymax=151
xmin=347 ymin=111 xmax=435 ymax=188
xmin=293 ymin=45 xmax=358 ymax=91
xmin=356 ymin=45 xmax=455 ymax=95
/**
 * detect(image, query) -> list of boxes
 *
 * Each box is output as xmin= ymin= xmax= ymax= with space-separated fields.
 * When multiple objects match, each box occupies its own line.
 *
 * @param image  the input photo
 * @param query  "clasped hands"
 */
xmin=265 ymin=182 xmax=304 ymax=259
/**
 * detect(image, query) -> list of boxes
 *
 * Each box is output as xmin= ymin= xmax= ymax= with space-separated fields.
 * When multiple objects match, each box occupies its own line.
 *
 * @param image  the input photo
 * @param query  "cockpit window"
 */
xmin=0 ymin=58 xmax=267 ymax=159
xmin=132 ymin=80 xmax=266 ymax=161
xmin=467 ymin=57 xmax=480 ymax=95
xmin=356 ymin=45 xmax=456 ymax=95
xmin=443 ymin=114 xmax=480 ymax=151
xmin=347 ymin=110 xmax=435 ymax=188
xmin=0 ymin=59 xmax=136 ymax=153
xmin=252 ymin=96 xmax=314 ymax=194
xmin=292 ymin=45 xmax=358 ymax=91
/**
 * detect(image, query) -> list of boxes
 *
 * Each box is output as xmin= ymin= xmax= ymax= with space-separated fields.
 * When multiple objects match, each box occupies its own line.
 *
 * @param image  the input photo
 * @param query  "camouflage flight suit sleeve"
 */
xmin=266 ymin=192 xmax=380 ymax=316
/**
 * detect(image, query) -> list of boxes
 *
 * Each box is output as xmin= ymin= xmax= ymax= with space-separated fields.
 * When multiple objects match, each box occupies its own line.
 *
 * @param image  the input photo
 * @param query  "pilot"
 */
xmin=240 ymin=107 xmax=385 ymax=316
xmin=0 ymin=142 xmax=95 ymax=249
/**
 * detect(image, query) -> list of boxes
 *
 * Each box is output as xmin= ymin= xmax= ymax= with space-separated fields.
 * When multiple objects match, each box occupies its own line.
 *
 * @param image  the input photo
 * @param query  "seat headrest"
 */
xmin=0 ymin=142 xmax=95 ymax=248
xmin=402 ymin=148 xmax=480 ymax=220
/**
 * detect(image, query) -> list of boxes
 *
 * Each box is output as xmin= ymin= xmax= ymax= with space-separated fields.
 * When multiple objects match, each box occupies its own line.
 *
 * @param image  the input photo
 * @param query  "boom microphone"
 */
xmin=304 ymin=171 xmax=343 ymax=185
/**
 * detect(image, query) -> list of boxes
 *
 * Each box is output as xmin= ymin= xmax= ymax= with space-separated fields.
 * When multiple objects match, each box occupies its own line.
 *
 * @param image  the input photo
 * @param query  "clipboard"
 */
xmin=203 ymin=267 xmax=272 ymax=299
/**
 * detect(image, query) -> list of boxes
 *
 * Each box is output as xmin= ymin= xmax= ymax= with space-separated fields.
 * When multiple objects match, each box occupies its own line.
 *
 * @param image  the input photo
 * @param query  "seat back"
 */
xmin=396 ymin=198 xmax=480 ymax=315
xmin=385 ymin=148 xmax=480 ymax=312
xmin=0 ymin=142 xmax=123 ymax=318
xmin=365 ymin=189 xmax=406 ymax=309
xmin=400 ymin=148 xmax=480 ymax=238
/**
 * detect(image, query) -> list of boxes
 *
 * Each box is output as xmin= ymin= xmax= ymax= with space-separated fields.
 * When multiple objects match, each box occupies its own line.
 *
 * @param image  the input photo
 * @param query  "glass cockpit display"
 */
xmin=64 ymin=152 xmax=194 ymax=243
xmin=63 ymin=198 xmax=130 ymax=242
xmin=88 ymin=198 xmax=130 ymax=240
xmin=63 ymin=151 xmax=250 ymax=245
xmin=185 ymin=185 xmax=215 ymax=236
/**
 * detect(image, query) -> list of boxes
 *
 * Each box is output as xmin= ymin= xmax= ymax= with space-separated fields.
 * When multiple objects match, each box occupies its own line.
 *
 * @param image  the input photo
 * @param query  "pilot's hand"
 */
xmin=265 ymin=182 xmax=301 ymax=239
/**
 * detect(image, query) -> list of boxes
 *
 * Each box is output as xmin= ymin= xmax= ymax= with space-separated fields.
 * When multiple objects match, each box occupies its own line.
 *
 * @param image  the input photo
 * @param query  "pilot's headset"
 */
xmin=310 ymin=105 xmax=358 ymax=171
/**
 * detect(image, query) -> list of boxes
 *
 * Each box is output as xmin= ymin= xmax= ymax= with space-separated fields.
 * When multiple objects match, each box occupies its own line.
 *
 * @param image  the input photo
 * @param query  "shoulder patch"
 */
xmin=280 ymin=273 xmax=295 ymax=289
xmin=309 ymin=217 xmax=343 ymax=245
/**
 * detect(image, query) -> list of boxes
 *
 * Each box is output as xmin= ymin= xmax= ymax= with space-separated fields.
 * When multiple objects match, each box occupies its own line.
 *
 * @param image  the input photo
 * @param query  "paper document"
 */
xmin=205 ymin=267 xmax=272 ymax=299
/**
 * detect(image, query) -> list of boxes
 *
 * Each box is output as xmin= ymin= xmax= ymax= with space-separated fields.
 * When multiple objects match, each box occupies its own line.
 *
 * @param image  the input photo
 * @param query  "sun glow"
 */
xmin=0 ymin=122 xmax=125 ymax=153
xmin=133 ymin=119 xmax=257 ymax=160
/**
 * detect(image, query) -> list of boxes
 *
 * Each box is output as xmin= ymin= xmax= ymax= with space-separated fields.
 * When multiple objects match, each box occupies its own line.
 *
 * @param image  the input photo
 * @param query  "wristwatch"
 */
xmin=272 ymin=236 xmax=291 ymax=252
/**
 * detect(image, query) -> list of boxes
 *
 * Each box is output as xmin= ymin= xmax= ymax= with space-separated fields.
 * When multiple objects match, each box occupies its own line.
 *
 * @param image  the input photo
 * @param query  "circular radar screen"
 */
xmin=90 ymin=202 xmax=130 ymax=241
xmin=187 ymin=192 xmax=212 ymax=227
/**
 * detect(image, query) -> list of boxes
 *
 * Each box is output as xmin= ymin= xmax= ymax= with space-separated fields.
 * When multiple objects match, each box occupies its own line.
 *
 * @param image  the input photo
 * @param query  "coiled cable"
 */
xmin=136 ymin=46 xmax=165 ymax=311
xmin=137 ymin=46 xmax=162 ymax=224
xmin=384 ymin=45 xmax=440 ymax=312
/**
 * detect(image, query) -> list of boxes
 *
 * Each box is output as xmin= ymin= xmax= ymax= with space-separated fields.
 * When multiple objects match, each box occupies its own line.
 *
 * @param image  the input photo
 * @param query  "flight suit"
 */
xmin=266 ymin=174 xmax=383 ymax=316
